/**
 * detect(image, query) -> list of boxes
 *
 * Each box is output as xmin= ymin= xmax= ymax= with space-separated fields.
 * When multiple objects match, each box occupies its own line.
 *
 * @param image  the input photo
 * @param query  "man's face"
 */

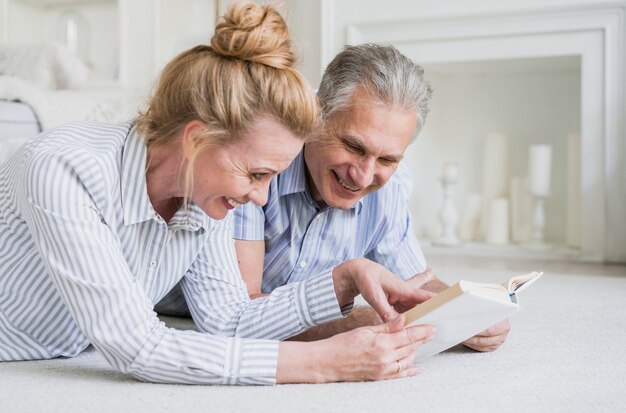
xmin=304 ymin=98 xmax=416 ymax=209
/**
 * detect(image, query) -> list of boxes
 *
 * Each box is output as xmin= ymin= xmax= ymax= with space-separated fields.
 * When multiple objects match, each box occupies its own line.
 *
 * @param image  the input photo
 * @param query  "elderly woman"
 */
xmin=0 ymin=1 xmax=433 ymax=384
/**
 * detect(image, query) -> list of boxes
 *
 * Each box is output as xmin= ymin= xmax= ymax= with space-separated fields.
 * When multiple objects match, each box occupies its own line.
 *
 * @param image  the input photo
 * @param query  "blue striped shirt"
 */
xmin=234 ymin=151 xmax=427 ymax=293
xmin=0 ymin=122 xmax=347 ymax=384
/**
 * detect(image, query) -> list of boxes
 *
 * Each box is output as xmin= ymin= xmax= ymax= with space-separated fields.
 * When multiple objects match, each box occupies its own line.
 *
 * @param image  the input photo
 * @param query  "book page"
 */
xmin=505 ymin=271 xmax=543 ymax=294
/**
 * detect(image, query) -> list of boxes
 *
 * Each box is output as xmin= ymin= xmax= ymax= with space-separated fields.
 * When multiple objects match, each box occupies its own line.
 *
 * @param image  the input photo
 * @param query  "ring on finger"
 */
xmin=395 ymin=360 xmax=402 ymax=374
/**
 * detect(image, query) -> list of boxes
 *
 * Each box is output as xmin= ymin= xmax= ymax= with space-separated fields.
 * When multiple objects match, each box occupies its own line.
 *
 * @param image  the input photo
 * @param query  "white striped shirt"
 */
xmin=0 ymin=122 xmax=347 ymax=384
xmin=234 ymin=150 xmax=427 ymax=293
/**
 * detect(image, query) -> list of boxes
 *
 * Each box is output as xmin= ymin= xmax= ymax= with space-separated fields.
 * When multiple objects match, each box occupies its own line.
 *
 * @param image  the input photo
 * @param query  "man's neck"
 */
xmin=302 ymin=147 xmax=327 ymax=209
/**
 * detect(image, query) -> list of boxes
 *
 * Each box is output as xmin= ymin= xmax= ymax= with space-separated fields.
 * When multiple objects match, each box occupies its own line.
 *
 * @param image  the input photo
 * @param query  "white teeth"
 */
xmin=334 ymin=171 xmax=360 ymax=192
xmin=226 ymin=197 xmax=241 ymax=208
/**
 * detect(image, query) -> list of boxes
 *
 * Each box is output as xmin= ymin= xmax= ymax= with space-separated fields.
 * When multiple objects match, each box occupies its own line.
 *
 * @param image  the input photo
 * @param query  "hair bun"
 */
xmin=211 ymin=1 xmax=295 ymax=70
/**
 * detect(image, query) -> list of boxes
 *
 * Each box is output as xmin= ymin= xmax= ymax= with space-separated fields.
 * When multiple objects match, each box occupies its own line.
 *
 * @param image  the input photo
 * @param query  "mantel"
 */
xmin=321 ymin=1 xmax=625 ymax=262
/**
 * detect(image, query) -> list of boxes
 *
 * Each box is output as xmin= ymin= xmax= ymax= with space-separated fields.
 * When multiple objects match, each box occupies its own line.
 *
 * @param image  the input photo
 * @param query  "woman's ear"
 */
xmin=180 ymin=120 xmax=207 ymax=161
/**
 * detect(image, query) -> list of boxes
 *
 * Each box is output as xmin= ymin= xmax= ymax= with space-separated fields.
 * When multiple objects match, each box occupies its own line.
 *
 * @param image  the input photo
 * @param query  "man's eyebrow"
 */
xmin=339 ymin=134 xmax=368 ymax=153
xmin=380 ymin=153 xmax=404 ymax=163
xmin=340 ymin=134 xmax=404 ymax=163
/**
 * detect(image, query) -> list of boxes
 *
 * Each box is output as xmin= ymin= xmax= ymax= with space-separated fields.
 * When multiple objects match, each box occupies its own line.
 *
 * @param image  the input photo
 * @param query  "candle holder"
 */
xmin=528 ymin=193 xmax=551 ymax=249
xmin=434 ymin=176 xmax=460 ymax=247
xmin=526 ymin=144 xmax=553 ymax=250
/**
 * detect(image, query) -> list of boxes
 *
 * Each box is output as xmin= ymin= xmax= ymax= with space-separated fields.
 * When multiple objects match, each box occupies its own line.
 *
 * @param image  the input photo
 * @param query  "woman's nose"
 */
xmin=247 ymin=185 xmax=269 ymax=207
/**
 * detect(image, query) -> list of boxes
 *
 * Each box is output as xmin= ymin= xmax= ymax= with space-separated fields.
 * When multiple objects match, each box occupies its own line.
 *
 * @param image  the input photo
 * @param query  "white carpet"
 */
xmin=2 ymin=259 xmax=625 ymax=413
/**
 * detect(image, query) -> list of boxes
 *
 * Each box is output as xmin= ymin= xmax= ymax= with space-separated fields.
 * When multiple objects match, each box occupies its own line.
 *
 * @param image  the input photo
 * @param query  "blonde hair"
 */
xmin=136 ymin=0 xmax=319 ymax=204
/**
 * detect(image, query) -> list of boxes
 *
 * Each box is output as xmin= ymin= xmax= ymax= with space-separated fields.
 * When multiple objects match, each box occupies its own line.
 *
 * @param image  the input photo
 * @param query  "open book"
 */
xmin=405 ymin=271 xmax=543 ymax=360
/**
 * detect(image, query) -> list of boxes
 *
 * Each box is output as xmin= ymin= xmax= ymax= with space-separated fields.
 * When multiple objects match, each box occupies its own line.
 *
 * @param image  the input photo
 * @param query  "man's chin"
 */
xmin=325 ymin=194 xmax=362 ymax=210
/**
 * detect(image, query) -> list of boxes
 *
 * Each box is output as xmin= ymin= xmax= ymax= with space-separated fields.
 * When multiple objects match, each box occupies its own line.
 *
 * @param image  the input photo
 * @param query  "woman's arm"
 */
xmin=21 ymin=150 xmax=278 ymax=384
xmin=184 ymin=219 xmax=433 ymax=342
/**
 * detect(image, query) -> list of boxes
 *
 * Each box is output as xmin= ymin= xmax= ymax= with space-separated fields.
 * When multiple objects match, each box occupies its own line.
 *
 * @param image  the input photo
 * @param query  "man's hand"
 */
xmin=462 ymin=319 xmax=510 ymax=352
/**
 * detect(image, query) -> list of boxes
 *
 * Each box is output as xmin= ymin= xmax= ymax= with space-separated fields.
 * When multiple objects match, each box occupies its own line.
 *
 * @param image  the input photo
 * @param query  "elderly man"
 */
xmin=234 ymin=44 xmax=509 ymax=351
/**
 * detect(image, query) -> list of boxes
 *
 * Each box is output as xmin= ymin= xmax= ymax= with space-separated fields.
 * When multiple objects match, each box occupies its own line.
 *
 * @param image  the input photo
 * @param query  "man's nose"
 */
xmin=351 ymin=157 xmax=376 ymax=188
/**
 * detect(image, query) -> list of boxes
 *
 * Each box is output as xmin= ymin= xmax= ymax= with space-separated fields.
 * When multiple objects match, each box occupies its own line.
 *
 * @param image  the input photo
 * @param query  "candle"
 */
xmin=528 ymin=145 xmax=552 ymax=196
xmin=485 ymin=197 xmax=510 ymax=245
xmin=443 ymin=162 xmax=459 ymax=182
xmin=510 ymin=176 xmax=533 ymax=243
xmin=459 ymin=193 xmax=482 ymax=241
xmin=480 ymin=132 xmax=510 ymax=240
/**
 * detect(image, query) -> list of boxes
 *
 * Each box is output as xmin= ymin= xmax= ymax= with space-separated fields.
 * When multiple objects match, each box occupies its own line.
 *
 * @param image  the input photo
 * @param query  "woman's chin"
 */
xmin=203 ymin=206 xmax=229 ymax=220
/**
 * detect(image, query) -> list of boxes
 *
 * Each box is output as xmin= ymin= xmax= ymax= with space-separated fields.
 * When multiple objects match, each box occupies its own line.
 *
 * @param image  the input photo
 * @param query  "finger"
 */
xmin=392 ymin=335 xmax=431 ymax=360
xmin=381 ymin=323 xmax=435 ymax=349
xmin=406 ymin=268 xmax=434 ymax=289
xmin=394 ymin=288 xmax=435 ymax=310
xmin=464 ymin=333 xmax=507 ymax=351
xmin=371 ymin=314 xmax=406 ymax=334
xmin=385 ymin=351 xmax=420 ymax=379
xmin=367 ymin=287 xmax=400 ymax=323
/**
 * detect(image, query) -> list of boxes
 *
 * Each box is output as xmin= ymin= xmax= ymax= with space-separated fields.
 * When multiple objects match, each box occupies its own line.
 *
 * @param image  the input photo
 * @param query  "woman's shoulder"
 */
xmin=30 ymin=121 xmax=130 ymax=167
xmin=39 ymin=121 xmax=131 ymax=154
xmin=24 ymin=122 xmax=133 ymax=200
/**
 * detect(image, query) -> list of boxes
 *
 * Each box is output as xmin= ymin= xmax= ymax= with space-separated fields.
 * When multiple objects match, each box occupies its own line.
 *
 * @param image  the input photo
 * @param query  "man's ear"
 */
xmin=180 ymin=120 xmax=207 ymax=161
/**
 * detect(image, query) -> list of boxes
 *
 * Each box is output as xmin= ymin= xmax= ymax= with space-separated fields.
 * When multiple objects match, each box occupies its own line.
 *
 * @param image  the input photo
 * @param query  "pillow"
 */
xmin=0 ymin=100 xmax=40 ymax=140
xmin=0 ymin=42 xmax=89 ymax=90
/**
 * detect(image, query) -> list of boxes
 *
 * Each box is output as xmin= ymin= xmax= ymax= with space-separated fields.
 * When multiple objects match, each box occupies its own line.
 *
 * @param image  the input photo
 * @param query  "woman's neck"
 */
xmin=145 ymin=142 xmax=185 ymax=222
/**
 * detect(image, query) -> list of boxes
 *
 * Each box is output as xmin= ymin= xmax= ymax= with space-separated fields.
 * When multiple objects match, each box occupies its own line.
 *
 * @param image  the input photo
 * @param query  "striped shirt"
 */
xmin=0 ymin=122 xmax=348 ymax=385
xmin=234 ymin=150 xmax=427 ymax=293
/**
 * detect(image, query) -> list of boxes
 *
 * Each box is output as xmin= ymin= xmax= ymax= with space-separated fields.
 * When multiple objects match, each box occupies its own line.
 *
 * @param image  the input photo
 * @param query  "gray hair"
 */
xmin=317 ymin=43 xmax=432 ymax=140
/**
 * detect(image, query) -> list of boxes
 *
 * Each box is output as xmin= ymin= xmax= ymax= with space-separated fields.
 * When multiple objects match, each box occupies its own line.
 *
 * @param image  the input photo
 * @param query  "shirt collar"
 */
xmin=277 ymin=149 xmax=364 ymax=210
xmin=121 ymin=125 xmax=155 ymax=225
xmin=120 ymin=125 xmax=210 ymax=231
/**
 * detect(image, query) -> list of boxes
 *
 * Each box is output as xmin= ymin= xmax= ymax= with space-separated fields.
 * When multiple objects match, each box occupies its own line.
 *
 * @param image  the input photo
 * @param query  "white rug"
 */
xmin=2 ymin=260 xmax=625 ymax=413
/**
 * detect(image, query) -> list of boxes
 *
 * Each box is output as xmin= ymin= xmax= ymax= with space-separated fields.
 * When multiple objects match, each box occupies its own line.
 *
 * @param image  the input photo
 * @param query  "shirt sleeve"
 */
xmin=21 ymin=151 xmax=279 ymax=385
xmin=181 ymin=213 xmax=351 ymax=339
xmin=365 ymin=164 xmax=428 ymax=280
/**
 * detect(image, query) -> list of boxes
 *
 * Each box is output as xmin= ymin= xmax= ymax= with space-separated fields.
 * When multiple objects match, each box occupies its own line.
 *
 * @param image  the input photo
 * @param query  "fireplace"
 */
xmin=333 ymin=2 xmax=626 ymax=262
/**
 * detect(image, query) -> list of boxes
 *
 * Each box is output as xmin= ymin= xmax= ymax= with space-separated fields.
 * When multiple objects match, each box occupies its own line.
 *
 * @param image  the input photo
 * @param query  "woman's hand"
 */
xmin=276 ymin=315 xmax=434 ymax=383
xmin=332 ymin=258 xmax=435 ymax=323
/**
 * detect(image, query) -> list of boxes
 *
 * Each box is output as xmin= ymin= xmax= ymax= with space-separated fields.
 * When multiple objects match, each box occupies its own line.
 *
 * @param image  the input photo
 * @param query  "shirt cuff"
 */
xmin=294 ymin=268 xmax=352 ymax=329
xmin=223 ymin=337 xmax=279 ymax=385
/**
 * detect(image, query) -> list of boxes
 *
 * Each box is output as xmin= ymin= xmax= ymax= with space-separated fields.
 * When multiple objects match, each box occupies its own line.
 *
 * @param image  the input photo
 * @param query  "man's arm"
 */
xmin=234 ymin=239 xmax=267 ymax=299
xmin=234 ymin=238 xmax=383 ymax=340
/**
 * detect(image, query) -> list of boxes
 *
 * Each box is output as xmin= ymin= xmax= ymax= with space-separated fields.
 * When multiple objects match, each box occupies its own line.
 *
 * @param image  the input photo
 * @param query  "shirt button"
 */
xmin=299 ymin=261 xmax=307 ymax=268
xmin=150 ymin=260 xmax=157 ymax=267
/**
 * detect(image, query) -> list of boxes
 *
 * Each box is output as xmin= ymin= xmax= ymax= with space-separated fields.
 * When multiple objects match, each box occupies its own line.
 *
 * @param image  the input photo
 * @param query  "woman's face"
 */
xmin=188 ymin=116 xmax=304 ymax=220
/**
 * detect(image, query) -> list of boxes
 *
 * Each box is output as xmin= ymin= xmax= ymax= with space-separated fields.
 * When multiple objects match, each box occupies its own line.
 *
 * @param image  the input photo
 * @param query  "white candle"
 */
xmin=459 ymin=193 xmax=482 ymax=241
xmin=485 ymin=197 xmax=510 ymax=245
xmin=510 ymin=176 xmax=533 ymax=243
xmin=480 ymin=132 xmax=510 ymax=240
xmin=443 ymin=162 xmax=459 ymax=182
xmin=528 ymin=145 xmax=552 ymax=196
